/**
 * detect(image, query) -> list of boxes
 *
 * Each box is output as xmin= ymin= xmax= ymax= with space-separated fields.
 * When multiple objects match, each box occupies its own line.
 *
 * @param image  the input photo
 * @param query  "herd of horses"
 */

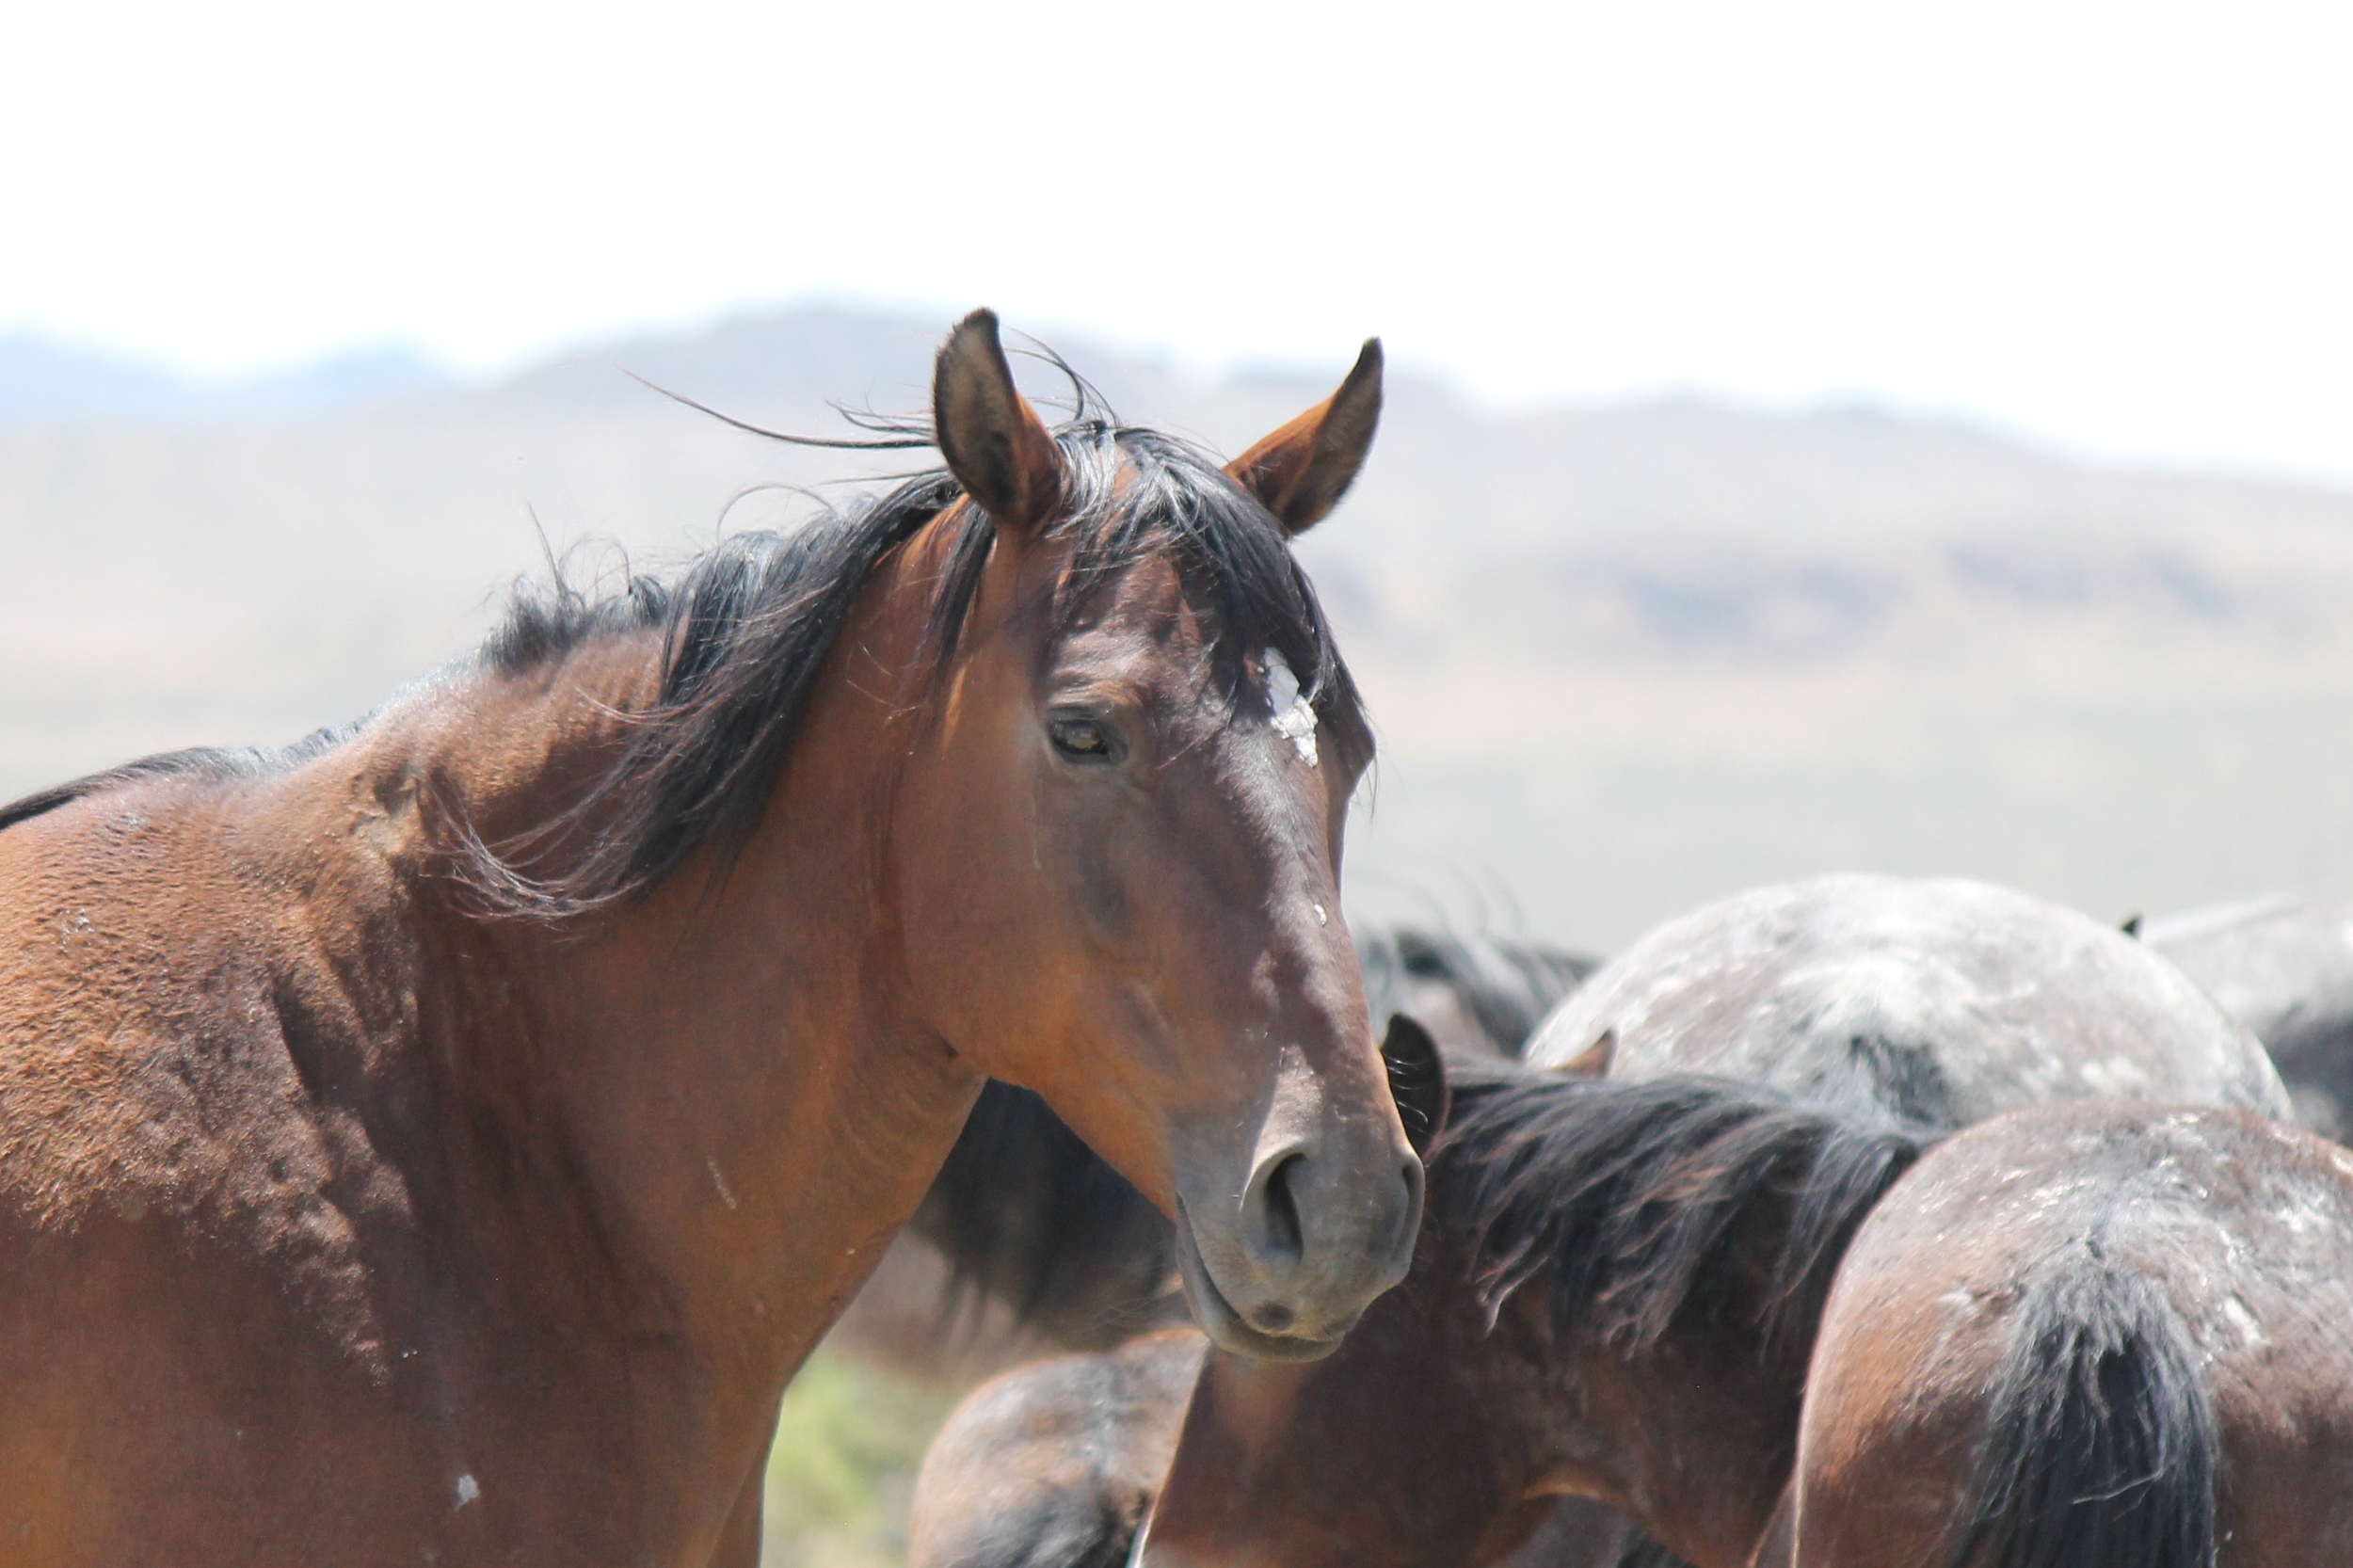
xmin=898 ymin=885 xmax=2353 ymax=1568
xmin=0 ymin=312 xmax=2347 ymax=1567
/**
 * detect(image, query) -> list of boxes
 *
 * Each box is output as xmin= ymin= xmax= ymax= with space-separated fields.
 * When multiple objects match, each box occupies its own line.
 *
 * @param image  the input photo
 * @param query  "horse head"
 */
xmin=888 ymin=311 xmax=1419 ymax=1358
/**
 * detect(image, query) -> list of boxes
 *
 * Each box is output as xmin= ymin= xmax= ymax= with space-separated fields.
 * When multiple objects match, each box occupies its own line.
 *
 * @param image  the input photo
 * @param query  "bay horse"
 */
xmin=0 ymin=311 xmax=1424 ymax=1566
xmin=912 ymin=1056 xmax=1906 ymax=1568
xmin=901 ymin=1026 xmax=1644 ymax=1568
xmin=1148 ymin=1076 xmax=2353 ymax=1568
xmin=1788 ymin=1099 xmax=2353 ymax=1566
xmin=1102 ymin=877 xmax=2289 ymax=1568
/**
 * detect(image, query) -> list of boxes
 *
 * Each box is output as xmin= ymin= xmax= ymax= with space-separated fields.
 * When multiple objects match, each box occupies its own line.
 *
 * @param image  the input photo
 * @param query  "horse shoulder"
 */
xmin=0 ymin=770 xmax=428 ymax=1374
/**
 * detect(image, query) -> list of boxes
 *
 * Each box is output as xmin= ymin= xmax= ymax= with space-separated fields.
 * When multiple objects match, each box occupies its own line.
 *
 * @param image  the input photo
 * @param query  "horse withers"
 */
xmin=1526 ymin=873 xmax=2290 ymax=1122
xmin=0 ymin=312 xmax=1419 ymax=1565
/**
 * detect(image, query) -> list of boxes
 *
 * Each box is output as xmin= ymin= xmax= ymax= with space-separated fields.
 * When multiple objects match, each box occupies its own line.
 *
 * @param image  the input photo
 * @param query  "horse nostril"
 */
xmin=1260 ymin=1153 xmax=1305 ymax=1265
xmin=1251 ymin=1301 xmax=1295 ymax=1334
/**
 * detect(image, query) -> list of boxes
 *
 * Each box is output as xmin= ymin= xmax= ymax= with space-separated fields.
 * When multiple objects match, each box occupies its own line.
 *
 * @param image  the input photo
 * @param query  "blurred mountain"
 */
xmin=0 ymin=334 xmax=449 ymax=424
xmin=0 ymin=336 xmax=187 ymax=422
xmin=6 ymin=300 xmax=2353 ymax=947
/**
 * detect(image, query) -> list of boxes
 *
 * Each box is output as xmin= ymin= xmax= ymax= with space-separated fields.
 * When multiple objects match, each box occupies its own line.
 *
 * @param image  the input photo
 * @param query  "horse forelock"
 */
xmin=451 ymin=408 xmax=1369 ymax=920
xmin=1428 ymin=1061 xmax=1937 ymax=1360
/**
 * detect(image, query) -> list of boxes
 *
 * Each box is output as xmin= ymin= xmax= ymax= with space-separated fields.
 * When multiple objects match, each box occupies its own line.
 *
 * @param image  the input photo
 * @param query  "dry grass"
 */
xmin=760 ymin=1350 xmax=958 ymax=1568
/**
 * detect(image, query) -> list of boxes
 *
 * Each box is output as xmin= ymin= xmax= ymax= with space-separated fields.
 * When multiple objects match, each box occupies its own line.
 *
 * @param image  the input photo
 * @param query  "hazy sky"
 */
xmin=7 ymin=0 xmax=2348 ymax=479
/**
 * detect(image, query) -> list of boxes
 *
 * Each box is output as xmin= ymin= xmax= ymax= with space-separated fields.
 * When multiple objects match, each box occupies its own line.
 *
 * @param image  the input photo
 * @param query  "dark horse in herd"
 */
xmin=0 ymin=312 xmax=1423 ymax=1564
xmin=8 ymin=314 xmax=2353 ymax=1568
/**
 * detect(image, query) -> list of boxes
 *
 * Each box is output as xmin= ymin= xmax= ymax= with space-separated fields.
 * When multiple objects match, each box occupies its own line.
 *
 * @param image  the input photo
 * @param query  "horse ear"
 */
xmin=1554 ymin=1027 xmax=1615 ymax=1079
xmin=1382 ymin=1013 xmax=1450 ymax=1157
xmin=1225 ymin=339 xmax=1384 ymax=535
xmin=934 ymin=309 xmax=1064 ymax=534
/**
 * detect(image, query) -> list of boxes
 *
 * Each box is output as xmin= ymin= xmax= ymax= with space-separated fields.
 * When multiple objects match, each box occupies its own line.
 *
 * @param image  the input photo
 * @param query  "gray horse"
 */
xmin=1527 ymin=872 xmax=2287 ymax=1122
xmin=2141 ymin=892 xmax=2353 ymax=1140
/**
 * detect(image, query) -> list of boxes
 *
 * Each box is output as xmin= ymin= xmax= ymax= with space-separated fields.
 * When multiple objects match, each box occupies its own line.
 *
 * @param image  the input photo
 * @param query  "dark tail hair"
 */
xmin=1945 ymin=1256 xmax=2217 ymax=1568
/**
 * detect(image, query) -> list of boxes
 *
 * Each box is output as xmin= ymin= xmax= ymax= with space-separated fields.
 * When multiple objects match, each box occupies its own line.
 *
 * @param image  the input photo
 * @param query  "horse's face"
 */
xmin=889 ymin=312 xmax=1419 ymax=1359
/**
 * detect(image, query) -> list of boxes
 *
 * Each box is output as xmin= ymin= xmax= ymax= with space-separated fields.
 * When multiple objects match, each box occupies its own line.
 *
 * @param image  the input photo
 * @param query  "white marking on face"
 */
xmin=706 ymin=1158 xmax=739 ymax=1211
xmin=1262 ymin=649 xmax=1320 ymax=767
xmin=455 ymin=1473 xmax=480 ymax=1509
xmin=1314 ymin=903 xmax=1328 ymax=927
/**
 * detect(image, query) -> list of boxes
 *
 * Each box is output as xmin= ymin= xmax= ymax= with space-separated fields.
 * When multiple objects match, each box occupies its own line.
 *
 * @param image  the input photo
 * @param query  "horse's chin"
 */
xmin=1174 ymin=1199 xmax=1356 ymax=1363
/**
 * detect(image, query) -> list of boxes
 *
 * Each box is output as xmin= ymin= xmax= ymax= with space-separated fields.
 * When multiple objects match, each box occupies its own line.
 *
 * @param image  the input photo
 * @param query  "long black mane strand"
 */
xmin=1429 ymin=1062 xmax=1937 ymax=1358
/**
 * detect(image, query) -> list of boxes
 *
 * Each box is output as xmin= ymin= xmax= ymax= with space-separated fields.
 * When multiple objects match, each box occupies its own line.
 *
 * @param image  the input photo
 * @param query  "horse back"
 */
xmin=1528 ymin=874 xmax=2291 ymax=1128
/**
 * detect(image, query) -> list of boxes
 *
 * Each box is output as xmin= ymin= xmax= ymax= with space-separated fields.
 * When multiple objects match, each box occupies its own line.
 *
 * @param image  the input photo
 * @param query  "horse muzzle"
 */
xmin=1172 ymin=1128 xmax=1424 ymax=1361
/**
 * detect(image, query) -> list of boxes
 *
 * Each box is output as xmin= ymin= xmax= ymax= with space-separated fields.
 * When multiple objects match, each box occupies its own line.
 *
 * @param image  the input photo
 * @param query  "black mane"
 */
xmin=3 ymin=406 xmax=1371 ymax=916
xmin=1430 ymin=1061 xmax=1936 ymax=1357
xmin=471 ymin=411 xmax=1373 ymax=914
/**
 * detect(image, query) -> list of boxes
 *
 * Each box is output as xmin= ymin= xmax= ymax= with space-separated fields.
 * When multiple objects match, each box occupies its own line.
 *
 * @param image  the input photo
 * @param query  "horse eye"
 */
xmin=1048 ymin=717 xmax=1113 ymax=760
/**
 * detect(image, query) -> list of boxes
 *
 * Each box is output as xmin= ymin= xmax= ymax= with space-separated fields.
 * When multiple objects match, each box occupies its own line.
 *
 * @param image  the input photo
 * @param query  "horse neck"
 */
xmin=390 ymin=597 xmax=978 ymax=1388
xmin=1525 ymin=1297 xmax=1810 ymax=1568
